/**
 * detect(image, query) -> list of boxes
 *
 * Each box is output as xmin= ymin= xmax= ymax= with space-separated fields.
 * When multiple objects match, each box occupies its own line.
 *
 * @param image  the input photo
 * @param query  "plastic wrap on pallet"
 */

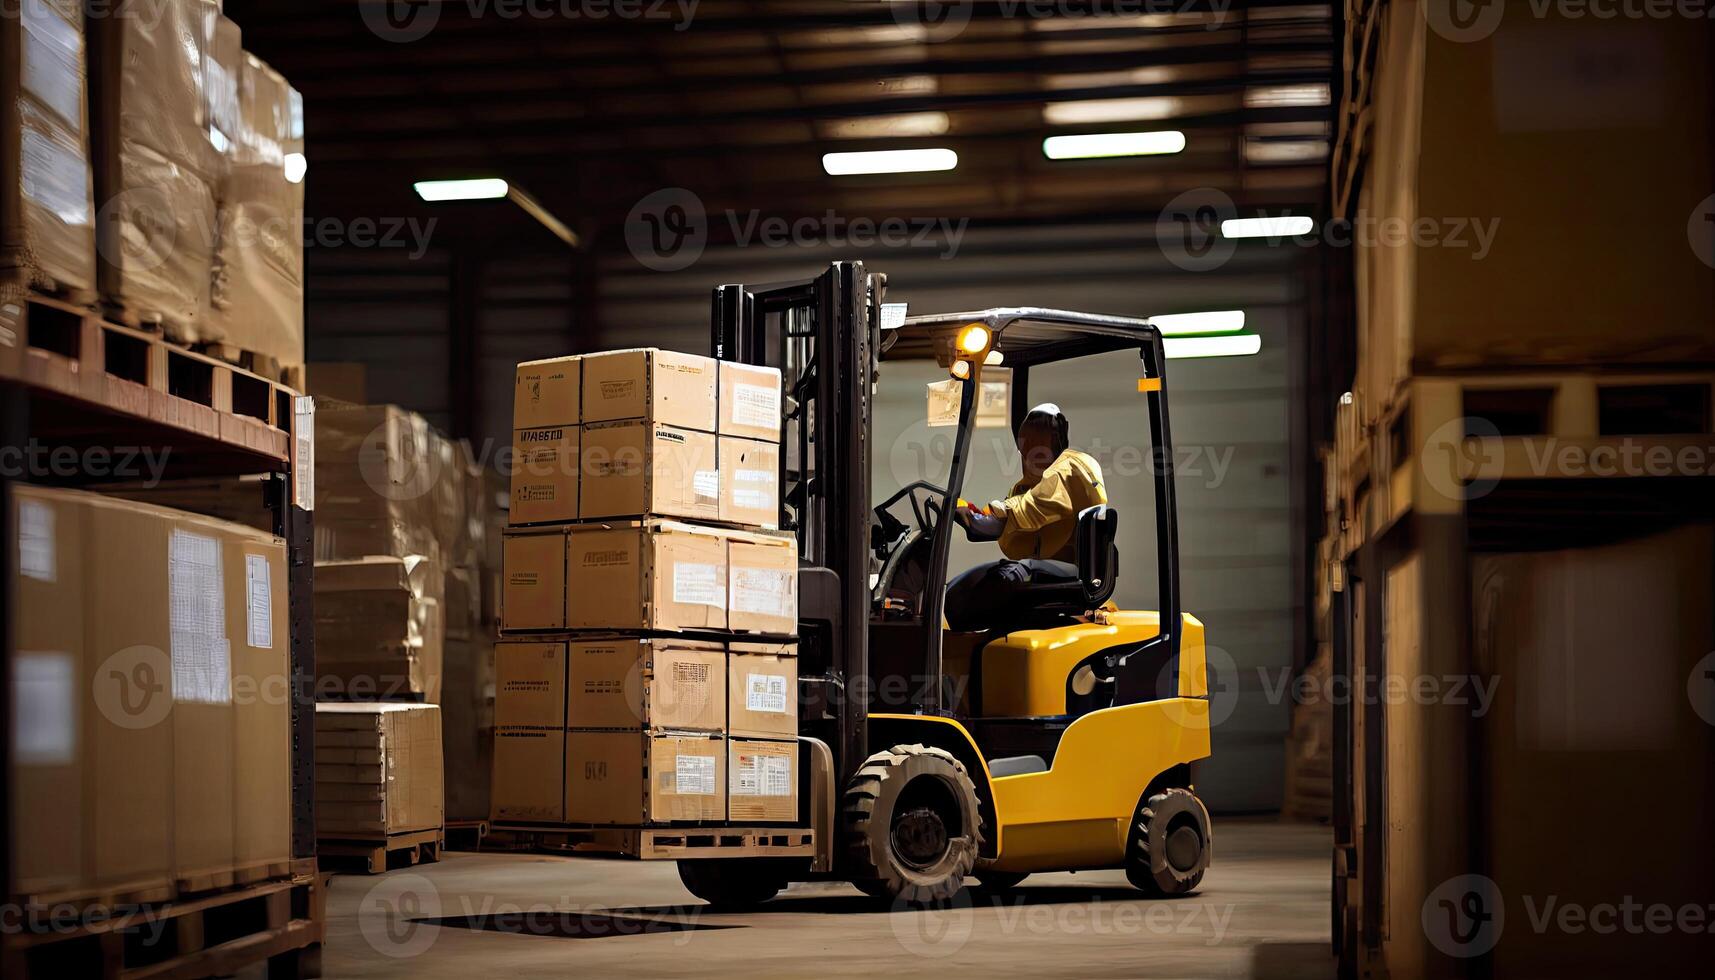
xmin=206 ymin=49 xmax=304 ymax=369
xmin=314 ymin=554 xmax=444 ymax=704
xmin=89 ymin=0 xmax=221 ymax=333
xmin=2 ymin=0 xmax=95 ymax=293
xmin=313 ymin=401 xmax=445 ymax=562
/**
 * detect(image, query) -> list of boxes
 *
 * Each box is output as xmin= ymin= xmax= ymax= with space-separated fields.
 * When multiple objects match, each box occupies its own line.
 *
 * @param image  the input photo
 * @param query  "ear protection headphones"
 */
xmin=1021 ymin=402 xmax=1070 ymax=456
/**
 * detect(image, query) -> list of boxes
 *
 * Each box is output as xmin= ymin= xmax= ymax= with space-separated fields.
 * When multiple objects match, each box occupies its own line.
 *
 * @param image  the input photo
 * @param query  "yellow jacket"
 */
xmin=998 ymin=449 xmax=1106 ymax=562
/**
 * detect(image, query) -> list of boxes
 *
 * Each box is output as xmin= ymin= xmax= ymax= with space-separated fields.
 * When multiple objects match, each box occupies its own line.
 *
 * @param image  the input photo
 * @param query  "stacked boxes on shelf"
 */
xmin=495 ymin=348 xmax=799 ymax=827
xmin=313 ymin=703 xmax=444 ymax=842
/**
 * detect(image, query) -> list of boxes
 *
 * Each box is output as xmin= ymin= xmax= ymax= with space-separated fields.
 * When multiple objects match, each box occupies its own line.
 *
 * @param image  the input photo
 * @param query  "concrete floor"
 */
xmin=320 ymin=818 xmax=1332 ymax=979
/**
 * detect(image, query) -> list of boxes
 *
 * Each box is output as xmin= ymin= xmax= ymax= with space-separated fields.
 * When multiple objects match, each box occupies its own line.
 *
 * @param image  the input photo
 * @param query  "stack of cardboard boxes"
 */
xmin=494 ymin=349 xmax=802 ymax=827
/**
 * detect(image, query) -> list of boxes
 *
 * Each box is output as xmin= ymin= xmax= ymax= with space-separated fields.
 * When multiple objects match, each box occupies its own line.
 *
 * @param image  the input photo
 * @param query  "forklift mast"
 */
xmin=712 ymin=262 xmax=881 ymax=783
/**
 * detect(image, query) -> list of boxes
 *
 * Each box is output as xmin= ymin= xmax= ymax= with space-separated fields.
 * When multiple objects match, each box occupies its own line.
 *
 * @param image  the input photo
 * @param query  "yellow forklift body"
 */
xmin=980 ymin=610 xmax=1200 ymax=716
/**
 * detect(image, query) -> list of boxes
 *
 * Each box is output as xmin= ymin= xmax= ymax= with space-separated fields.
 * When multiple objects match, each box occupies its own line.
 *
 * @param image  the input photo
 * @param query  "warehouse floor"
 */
xmin=315 ymin=819 xmax=1331 ymax=979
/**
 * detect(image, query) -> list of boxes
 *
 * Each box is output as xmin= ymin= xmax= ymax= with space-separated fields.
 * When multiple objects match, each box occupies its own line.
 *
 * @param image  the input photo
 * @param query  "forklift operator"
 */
xmin=946 ymin=403 xmax=1107 ymax=631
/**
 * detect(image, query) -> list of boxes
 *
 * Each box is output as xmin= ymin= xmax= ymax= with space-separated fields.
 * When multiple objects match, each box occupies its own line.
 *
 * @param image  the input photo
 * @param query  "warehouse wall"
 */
xmin=306 ymin=219 xmax=1311 ymax=812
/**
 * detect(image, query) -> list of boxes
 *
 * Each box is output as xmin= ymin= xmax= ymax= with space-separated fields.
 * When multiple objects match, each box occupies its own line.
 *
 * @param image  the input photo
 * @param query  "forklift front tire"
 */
xmin=844 ymin=744 xmax=982 ymax=905
xmin=1125 ymin=788 xmax=1211 ymax=896
xmin=677 ymin=858 xmax=787 ymax=910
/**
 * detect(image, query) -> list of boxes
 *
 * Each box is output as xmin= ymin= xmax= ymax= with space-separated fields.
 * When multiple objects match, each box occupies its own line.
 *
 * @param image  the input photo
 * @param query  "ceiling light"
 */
xmin=1222 ymin=216 xmax=1315 ymax=238
xmin=1244 ymin=83 xmax=1332 ymax=109
xmin=820 ymin=112 xmax=950 ymax=140
xmin=414 ymin=178 xmax=509 ymax=202
xmin=822 ymin=148 xmax=958 ymax=176
xmin=1244 ymin=140 xmax=1329 ymax=164
xmin=1043 ymin=130 xmax=1186 ymax=159
xmin=1043 ymin=97 xmax=1184 ymax=125
xmin=1165 ymin=334 xmax=1262 ymax=359
xmin=1149 ymin=310 xmax=1246 ymax=335
xmin=283 ymin=152 xmax=307 ymax=184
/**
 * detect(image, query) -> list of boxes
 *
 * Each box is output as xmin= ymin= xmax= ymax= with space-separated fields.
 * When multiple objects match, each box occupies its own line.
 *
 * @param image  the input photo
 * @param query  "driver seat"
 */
xmin=1024 ymin=505 xmax=1119 ymax=618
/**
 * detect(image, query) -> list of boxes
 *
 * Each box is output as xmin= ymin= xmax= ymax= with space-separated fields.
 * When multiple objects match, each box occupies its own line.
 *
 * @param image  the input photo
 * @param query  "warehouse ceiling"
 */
xmin=225 ymin=0 xmax=1336 ymax=251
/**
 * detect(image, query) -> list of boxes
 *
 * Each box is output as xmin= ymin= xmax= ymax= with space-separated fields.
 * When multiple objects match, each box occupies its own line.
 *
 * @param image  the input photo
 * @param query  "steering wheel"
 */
xmin=872 ymin=480 xmax=948 ymax=558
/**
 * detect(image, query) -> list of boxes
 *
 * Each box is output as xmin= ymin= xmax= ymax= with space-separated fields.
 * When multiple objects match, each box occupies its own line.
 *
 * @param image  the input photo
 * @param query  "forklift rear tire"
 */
xmin=677 ymin=858 xmax=787 ymax=910
xmin=844 ymin=744 xmax=982 ymax=905
xmin=1125 ymin=788 xmax=1211 ymax=896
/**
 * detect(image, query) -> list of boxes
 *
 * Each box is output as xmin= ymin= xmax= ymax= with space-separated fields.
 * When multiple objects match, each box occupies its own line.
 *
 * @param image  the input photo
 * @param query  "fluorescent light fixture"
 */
xmin=1244 ymin=83 xmax=1332 ymax=109
xmin=1222 ymin=215 xmax=1315 ymax=238
xmin=1165 ymin=334 xmax=1262 ymax=359
xmin=1149 ymin=310 xmax=1246 ymax=336
xmin=820 ymin=112 xmax=950 ymax=140
xmin=1244 ymin=139 xmax=1329 ymax=164
xmin=1043 ymin=96 xmax=1184 ymax=125
xmin=1043 ymin=130 xmax=1185 ymax=159
xmin=822 ymin=148 xmax=957 ymax=176
xmin=283 ymin=152 xmax=307 ymax=184
xmin=414 ymin=178 xmax=509 ymax=202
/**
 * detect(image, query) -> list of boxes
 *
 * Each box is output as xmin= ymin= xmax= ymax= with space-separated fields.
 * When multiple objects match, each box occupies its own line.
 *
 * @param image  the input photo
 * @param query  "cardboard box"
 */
xmin=510 ymin=424 xmax=579 ymax=525
xmin=728 ymin=641 xmax=798 ymax=739
xmin=719 ymin=362 xmax=784 ymax=441
xmin=568 ymin=638 xmax=724 ymax=732
xmin=1 ymin=0 xmax=95 ymax=294
xmin=314 ymin=703 xmax=444 ymax=837
xmin=501 ymin=527 xmax=566 ymax=630
xmin=315 ymin=555 xmax=443 ymax=703
xmin=515 ymin=356 xmax=581 ymax=429
xmin=727 ymin=530 xmax=798 ymax=635
xmin=580 ymin=421 xmax=718 ymax=522
xmin=581 ymin=348 xmax=718 ymax=431
xmin=10 ymin=485 xmax=290 ymax=899
xmin=495 ymin=641 xmax=567 ymax=729
xmin=492 ymin=729 xmax=565 ymax=823
xmin=567 ymin=521 xmax=729 ymax=632
xmin=566 ymin=731 xmax=725 ymax=825
xmin=728 ymin=739 xmax=798 ymax=823
xmin=720 ymin=436 xmax=780 ymax=529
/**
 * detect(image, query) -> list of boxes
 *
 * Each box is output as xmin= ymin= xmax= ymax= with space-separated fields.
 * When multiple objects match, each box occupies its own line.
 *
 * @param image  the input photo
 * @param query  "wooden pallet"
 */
xmin=0 ymin=291 xmax=297 ymax=464
xmin=316 ymin=827 xmax=444 ymax=875
xmin=491 ymin=824 xmax=815 ymax=861
xmin=443 ymin=819 xmax=490 ymax=852
xmin=1 ymin=862 xmax=324 ymax=980
xmin=187 ymin=340 xmax=299 ymax=387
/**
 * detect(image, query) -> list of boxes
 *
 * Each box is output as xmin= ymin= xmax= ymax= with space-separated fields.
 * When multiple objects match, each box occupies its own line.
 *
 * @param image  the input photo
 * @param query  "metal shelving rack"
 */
xmin=0 ymin=292 xmax=319 ymax=975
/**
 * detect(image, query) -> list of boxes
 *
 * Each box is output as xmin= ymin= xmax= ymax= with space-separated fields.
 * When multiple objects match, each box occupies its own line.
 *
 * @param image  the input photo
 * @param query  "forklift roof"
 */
xmin=886 ymin=307 xmax=1162 ymax=367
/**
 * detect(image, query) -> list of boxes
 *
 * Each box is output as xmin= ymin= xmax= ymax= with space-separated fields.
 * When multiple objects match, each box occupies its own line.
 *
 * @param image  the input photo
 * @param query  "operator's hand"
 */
xmin=956 ymin=502 xmax=1005 ymax=541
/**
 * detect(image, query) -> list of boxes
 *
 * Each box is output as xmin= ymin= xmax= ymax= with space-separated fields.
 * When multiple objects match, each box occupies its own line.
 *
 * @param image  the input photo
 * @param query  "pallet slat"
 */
xmin=490 ymin=824 xmax=815 ymax=860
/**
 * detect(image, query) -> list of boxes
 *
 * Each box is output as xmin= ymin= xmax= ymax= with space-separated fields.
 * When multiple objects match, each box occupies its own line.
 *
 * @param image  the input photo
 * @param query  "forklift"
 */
xmin=678 ymin=261 xmax=1213 ymax=907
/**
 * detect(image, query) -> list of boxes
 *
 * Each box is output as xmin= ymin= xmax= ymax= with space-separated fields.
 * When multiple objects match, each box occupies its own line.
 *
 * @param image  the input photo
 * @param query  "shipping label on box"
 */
xmin=720 ymin=436 xmax=779 ymax=529
xmin=515 ymin=356 xmax=580 ymax=429
xmin=728 ymin=739 xmax=797 ymax=823
xmin=727 ymin=531 xmax=798 ymax=635
xmin=566 ymin=521 xmax=728 ymax=632
xmin=581 ymin=348 xmax=718 ymax=431
xmin=580 ymin=421 xmax=718 ymax=522
xmin=568 ymin=639 xmax=724 ymax=732
xmin=502 ymin=528 xmax=567 ymax=630
xmin=729 ymin=641 xmax=798 ymax=738
xmin=510 ymin=426 xmax=579 ymax=525
xmin=718 ymin=361 xmax=783 ymax=441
